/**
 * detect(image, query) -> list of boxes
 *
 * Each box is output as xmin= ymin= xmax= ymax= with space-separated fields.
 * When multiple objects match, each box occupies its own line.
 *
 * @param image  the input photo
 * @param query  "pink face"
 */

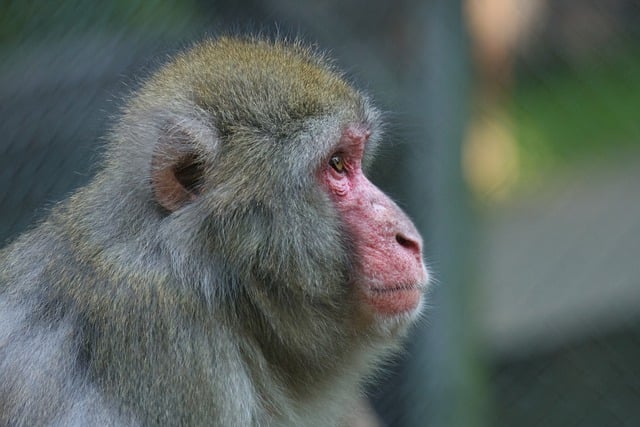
xmin=321 ymin=124 xmax=428 ymax=317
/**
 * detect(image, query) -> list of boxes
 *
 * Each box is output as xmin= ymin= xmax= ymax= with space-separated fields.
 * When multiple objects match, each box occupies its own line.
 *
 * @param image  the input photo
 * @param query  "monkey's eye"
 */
xmin=329 ymin=155 xmax=346 ymax=174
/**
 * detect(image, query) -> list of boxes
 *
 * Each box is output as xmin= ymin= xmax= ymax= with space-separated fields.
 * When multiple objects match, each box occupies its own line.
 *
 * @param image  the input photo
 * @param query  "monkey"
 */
xmin=0 ymin=36 xmax=429 ymax=426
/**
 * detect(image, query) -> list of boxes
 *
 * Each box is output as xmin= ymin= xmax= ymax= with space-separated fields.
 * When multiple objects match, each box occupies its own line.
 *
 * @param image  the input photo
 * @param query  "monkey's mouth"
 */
xmin=370 ymin=284 xmax=417 ymax=293
xmin=366 ymin=284 xmax=422 ymax=315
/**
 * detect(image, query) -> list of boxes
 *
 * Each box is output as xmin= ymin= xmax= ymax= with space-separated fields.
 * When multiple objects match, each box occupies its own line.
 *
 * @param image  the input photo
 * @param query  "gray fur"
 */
xmin=0 ymin=37 xmax=413 ymax=426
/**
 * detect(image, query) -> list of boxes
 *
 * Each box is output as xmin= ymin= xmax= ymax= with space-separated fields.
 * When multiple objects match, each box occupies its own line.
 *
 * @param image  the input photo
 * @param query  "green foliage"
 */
xmin=511 ymin=49 xmax=640 ymax=182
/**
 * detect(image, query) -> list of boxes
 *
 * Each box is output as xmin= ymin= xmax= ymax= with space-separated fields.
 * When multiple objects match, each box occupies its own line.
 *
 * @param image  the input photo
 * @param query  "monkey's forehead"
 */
xmin=145 ymin=37 xmax=369 ymax=126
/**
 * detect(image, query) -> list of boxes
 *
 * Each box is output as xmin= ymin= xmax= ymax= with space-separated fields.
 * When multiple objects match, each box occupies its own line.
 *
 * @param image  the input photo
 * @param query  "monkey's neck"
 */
xmin=232 ymin=284 xmax=385 ymax=410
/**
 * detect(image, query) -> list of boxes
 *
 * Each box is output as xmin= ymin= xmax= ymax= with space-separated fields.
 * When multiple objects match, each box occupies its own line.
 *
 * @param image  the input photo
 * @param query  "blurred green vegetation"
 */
xmin=512 ymin=48 xmax=640 ymax=184
xmin=0 ymin=0 xmax=201 ymax=43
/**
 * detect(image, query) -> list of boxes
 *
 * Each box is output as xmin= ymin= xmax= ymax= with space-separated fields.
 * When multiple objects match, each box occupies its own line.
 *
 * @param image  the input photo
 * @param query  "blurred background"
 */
xmin=1 ymin=1 xmax=639 ymax=426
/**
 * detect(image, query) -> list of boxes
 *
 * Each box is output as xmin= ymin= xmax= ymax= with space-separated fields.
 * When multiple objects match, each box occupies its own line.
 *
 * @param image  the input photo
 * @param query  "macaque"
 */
xmin=0 ymin=37 xmax=429 ymax=426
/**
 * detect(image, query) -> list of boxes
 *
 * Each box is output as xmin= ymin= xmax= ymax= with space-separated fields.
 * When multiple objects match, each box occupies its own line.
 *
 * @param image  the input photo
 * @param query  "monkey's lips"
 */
xmin=366 ymin=284 xmax=423 ymax=315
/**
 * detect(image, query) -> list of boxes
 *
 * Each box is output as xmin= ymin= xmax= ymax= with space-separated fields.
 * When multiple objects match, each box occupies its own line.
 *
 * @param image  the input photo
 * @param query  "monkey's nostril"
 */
xmin=395 ymin=233 xmax=421 ymax=254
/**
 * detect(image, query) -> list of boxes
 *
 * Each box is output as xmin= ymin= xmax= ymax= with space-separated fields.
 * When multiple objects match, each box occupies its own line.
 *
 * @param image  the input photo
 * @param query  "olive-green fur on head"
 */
xmin=122 ymin=37 xmax=380 ymax=197
xmin=150 ymin=37 xmax=361 ymax=130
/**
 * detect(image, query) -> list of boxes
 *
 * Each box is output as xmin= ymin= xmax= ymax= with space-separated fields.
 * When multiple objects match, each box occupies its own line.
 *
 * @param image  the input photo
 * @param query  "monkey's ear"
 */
xmin=150 ymin=123 xmax=208 ymax=213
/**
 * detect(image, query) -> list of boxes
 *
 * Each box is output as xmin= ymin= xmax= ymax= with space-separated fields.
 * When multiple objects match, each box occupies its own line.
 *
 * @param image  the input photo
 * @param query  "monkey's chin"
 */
xmin=367 ymin=285 xmax=423 ymax=317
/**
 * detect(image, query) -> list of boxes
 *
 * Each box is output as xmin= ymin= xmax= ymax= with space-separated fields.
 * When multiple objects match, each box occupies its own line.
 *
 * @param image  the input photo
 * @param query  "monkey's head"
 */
xmin=101 ymin=37 xmax=428 ymax=345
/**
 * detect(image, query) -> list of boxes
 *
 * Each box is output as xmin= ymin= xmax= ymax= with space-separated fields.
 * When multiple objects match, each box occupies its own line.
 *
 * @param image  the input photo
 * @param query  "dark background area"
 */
xmin=2 ymin=1 xmax=639 ymax=426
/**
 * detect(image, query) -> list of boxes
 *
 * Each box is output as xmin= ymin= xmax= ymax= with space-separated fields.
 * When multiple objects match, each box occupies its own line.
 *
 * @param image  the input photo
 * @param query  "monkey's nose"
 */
xmin=395 ymin=232 xmax=422 ymax=257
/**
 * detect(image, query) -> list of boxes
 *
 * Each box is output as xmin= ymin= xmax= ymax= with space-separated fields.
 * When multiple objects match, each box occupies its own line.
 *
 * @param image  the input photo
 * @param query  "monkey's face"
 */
xmin=134 ymin=38 xmax=428 ymax=338
xmin=319 ymin=123 xmax=429 ymax=324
